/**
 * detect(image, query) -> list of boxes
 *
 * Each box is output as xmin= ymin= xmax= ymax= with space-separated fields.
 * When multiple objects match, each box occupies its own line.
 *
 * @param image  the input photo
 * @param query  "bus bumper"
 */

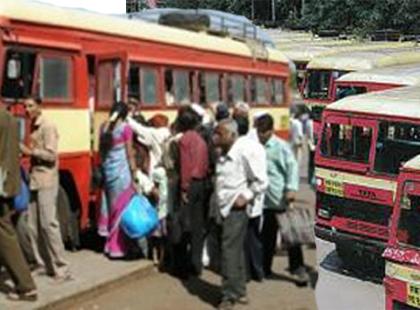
xmin=314 ymin=224 xmax=386 ymax=252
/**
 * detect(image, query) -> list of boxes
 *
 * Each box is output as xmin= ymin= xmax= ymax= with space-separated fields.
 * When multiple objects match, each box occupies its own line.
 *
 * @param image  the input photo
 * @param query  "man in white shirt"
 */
xmin=213 ymin=119 xmax=268 ymax=310
xmin=233 ymin=103 xmax=268 ymax=282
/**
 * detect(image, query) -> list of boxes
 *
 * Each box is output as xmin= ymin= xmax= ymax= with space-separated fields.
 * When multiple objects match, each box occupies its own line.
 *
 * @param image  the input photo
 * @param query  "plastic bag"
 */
xmin=276 ymin=206 xmax=315 ymax=248
xmin=14 ymin=168 xmax=29 ymax=212
xmin=120 ymin=194 xmax=159 ymax=239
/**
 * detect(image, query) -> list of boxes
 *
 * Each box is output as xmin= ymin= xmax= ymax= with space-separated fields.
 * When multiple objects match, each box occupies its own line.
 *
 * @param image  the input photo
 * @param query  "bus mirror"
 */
xmin=7 ymin=59 xmax=21 ymax=79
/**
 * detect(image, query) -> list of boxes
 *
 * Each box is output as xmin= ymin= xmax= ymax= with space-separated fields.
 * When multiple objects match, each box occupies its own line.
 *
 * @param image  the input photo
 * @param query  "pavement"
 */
xmin=0 ymin=250 xmax=154 ymax=310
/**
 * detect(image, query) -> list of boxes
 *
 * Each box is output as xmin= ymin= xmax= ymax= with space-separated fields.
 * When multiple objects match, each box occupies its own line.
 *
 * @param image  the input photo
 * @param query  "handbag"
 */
xmin=120 ymin=194 xmax=159 ymax=239
xmin=13 ymin=168 xmax=30 ymax=212
xmin=276 ymin=205 xmax=315 ymax=248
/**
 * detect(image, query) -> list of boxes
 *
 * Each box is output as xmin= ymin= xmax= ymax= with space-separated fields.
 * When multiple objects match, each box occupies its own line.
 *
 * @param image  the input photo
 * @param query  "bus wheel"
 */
xmin=57 ymin=186 xmax=80 ymax=251
xmin=335 ymin=242 xmax=360 ymax=271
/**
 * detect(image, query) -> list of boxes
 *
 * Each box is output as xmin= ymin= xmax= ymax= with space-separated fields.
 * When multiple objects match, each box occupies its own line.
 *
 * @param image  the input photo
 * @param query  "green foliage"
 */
xmin=160 ymin=0 xmax=420 ymax=35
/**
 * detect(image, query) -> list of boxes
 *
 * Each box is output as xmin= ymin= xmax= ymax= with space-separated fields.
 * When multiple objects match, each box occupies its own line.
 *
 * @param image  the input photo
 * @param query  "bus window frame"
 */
xmin=227 ymin=73 xmax=247 ymax=106
xmin=95 ymin=52 xmax=128 ymax=111
xmin=270 ymin=77 xmax=286 ymax=106
xmin=250 ymin=75 xmax=271 ymax=106
xmin=315 ymin=113 xmax=378 ymax=173
xmin=163 ymin=66 xmax=196 ymax=106
xmin=128 ymin=62 xmax=161 ymax=107
xmin=198 ymin=70 xmax=224 ymax=107
xmin=0 ymin=46 xmax=75 ymax=105
xmin=34 ymin=52 xmax=75 ymax=104
xmin=390 ymin=176 xmax=420 ymax=250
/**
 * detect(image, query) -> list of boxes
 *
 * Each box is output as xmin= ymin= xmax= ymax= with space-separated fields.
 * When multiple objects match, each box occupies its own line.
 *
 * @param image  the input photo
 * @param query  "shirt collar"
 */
xmin=222 ymin=139 xmax=240 ymax=162
xmin=34 ymin=113 xmax=45 ymax=127
xmin=265 ymin=135 xmax=276 ymax=148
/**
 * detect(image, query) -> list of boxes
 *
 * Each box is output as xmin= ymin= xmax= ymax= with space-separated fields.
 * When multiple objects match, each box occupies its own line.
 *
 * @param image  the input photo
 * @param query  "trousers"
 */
xmin=0 ymin=198 xmax=36 ymax=293
xmin=28 ymin=184 xmax=68 ymax=276
xmin=262 ymin=209 xmax=304 ymax=275
xmin=221 ymin=209 xmax=248 ymax=301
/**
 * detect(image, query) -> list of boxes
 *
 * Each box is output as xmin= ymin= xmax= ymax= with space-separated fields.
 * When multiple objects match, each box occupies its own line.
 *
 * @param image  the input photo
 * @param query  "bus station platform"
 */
xmin=0 ymin=250 xmax=154 ymax=310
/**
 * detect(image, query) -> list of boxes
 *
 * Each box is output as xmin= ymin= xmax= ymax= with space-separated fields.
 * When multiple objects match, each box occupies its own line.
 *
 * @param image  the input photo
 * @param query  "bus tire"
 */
xmin=57 ymin=186 xmax=80 ymax=251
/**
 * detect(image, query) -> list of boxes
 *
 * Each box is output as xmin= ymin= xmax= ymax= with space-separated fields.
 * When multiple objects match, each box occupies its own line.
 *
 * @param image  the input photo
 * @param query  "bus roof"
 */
xmin=279 ymin=45 xmax=332 ymax=63
xmin=0 ymin=0 xmax=288 ymax=63
xmin=336 ymin=63 xmax=420 ymax=86
xmin=326 ymin=86 xmax=420 ymax=119
xmin=280 ymin=42 xmax=417 ymax=64
xmin=402 ymin=155 xmax=420 ymax=171
xmin=307 ymin=47 xmax=420 ymax=70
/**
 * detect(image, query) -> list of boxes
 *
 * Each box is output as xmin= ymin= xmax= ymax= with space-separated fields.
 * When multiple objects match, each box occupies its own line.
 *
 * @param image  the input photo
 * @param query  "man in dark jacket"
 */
xmin=0 ymin=104 xmax=37 ymax=301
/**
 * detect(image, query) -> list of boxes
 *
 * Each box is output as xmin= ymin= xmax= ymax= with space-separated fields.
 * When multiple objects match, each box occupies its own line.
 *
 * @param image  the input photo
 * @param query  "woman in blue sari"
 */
xmin=98 ymin=102 xmax=136 ymax=258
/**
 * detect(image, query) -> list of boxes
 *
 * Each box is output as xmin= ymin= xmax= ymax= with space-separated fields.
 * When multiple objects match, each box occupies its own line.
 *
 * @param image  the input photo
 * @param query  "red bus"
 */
xmin=0 ymin=0 xmax=291 ymax=243
xmin=384 ymin=155 xmax=420 ymax=310
xmin=315 ymin=86 xmax=420 ymax=272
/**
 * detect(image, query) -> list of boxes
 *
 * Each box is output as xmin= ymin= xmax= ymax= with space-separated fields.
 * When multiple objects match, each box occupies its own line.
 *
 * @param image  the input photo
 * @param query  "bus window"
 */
xmin=336 ymin=85 xmax=367 ymax=100
xmin=1 ymin=49 xmax=36 ymax=99
xmin=199 ymin=72 xmax=221 ymax=105
xmin=165 ymin=69 xmax=193 ymax=105
xmin=251 ymin=76 xmax=268 ymax=105
xmin=271 ymin=78 xmax=284 ymax=105
xmin=306 ymin=70 xmax=330 ymax=99
xmin=227 ymin=74 xmax=245 ymax=106
xmin=128 ymin=64 xmax=158 ymax=105
xmin=38 ymin=55 xmax=72 ymax=101
xmin=128 ymin=65 xmax=141 ymax=101
xmin=97 ymin=60 xmax=121 ymax=108
xmin=374 ymin=122 xmax=420 ymax=175
xmin=320 ymin=123 xmax=372 ymax=163
xmin=397 ymin=181 xmax=420 ymax=247
xmin=141 ymin=68 xmax=158 ymax=105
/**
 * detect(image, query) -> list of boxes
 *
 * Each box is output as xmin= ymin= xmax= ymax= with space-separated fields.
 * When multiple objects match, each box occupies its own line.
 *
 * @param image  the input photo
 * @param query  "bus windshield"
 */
xmin=306 ymin=70 xmax=349 ymax=100
xmin=397 ymin=181 xmax=420 ymax=248
xmin=320 ymin=121 xmax=373 ymax=163
xmin=306 ymin=70 xmax=331 ymax=100
xmin=336 ymin=85 xmax=367 ymax=100
xmin=374 ymin=122 xmax=420 ymax=175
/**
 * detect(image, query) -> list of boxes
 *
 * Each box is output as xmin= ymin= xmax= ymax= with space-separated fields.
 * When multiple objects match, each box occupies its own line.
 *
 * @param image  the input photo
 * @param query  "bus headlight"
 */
xmin=318 ymin=208 xmax=331 ymax=219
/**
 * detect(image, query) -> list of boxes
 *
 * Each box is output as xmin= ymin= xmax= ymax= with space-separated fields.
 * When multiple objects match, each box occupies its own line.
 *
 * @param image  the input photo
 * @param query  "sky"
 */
xmin=33 ymin=0 xmax=126 ymax=14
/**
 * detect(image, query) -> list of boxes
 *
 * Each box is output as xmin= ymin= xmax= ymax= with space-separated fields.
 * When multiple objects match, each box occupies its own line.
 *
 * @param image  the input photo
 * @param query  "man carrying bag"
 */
xmin=255 ymin=114 xmax=311 ymax=286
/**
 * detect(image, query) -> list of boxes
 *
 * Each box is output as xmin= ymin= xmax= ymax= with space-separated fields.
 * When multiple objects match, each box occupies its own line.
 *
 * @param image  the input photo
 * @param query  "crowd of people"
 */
xmin=98 ymin=99 xmax=311 ymax=310
xmin=0 ymin=97 xmax=312 ymax=309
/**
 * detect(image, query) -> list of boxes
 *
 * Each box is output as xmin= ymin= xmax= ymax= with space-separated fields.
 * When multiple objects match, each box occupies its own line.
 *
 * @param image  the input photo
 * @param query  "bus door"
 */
xmin=93 ymin=52 xmax=127 ymax=150
xmin=95 ymin=52 xmax=128 ymax=110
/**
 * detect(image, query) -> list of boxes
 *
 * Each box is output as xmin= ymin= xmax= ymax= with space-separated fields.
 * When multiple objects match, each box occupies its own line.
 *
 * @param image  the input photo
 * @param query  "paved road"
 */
xmin=71 ymin=252 xmax=317 ymax=310
xmin=315 ymin=238 xmax=384 ymax=310
xmin=71 ymin=184 xmax=318 ymax=310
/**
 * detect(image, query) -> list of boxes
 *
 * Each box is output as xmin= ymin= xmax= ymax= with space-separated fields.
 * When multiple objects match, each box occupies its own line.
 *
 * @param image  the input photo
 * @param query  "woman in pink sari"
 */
xmin=98 ymin=102 xmax=136 ymax=258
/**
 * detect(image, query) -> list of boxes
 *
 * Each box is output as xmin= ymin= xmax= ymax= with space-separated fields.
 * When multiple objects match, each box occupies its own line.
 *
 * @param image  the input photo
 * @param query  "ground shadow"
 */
xmin=306 ymin=265 xmax=318 ymax=289
xmin=179 ymin=275 xmax=221 ymax=308
xmin=320 ymin=250 xmax=382 ymax=284
xmin=0 ymin=268 xmax=15 ymax=295
xmin=265 ymin=271 xmax=299 ymax=285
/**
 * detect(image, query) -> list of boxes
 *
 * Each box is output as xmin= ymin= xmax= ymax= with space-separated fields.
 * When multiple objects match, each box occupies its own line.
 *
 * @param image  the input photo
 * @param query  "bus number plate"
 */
xmin=325 ymin=179 xmax=344 ymax=197
xmin=408 ymin=283 xmax=420 ymax=308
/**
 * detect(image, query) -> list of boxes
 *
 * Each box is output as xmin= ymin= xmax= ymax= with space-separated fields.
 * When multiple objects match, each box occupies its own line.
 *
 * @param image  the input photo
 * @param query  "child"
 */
xmin=134 ymin=166 xmax=168 ymax=268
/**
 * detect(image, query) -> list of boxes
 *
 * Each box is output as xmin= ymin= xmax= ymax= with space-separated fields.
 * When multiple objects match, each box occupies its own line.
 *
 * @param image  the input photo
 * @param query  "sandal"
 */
xmin=50 ymin=272 xmax=74 ymax=284
xmin=7 ymin=289 xmax=38 ymax=302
